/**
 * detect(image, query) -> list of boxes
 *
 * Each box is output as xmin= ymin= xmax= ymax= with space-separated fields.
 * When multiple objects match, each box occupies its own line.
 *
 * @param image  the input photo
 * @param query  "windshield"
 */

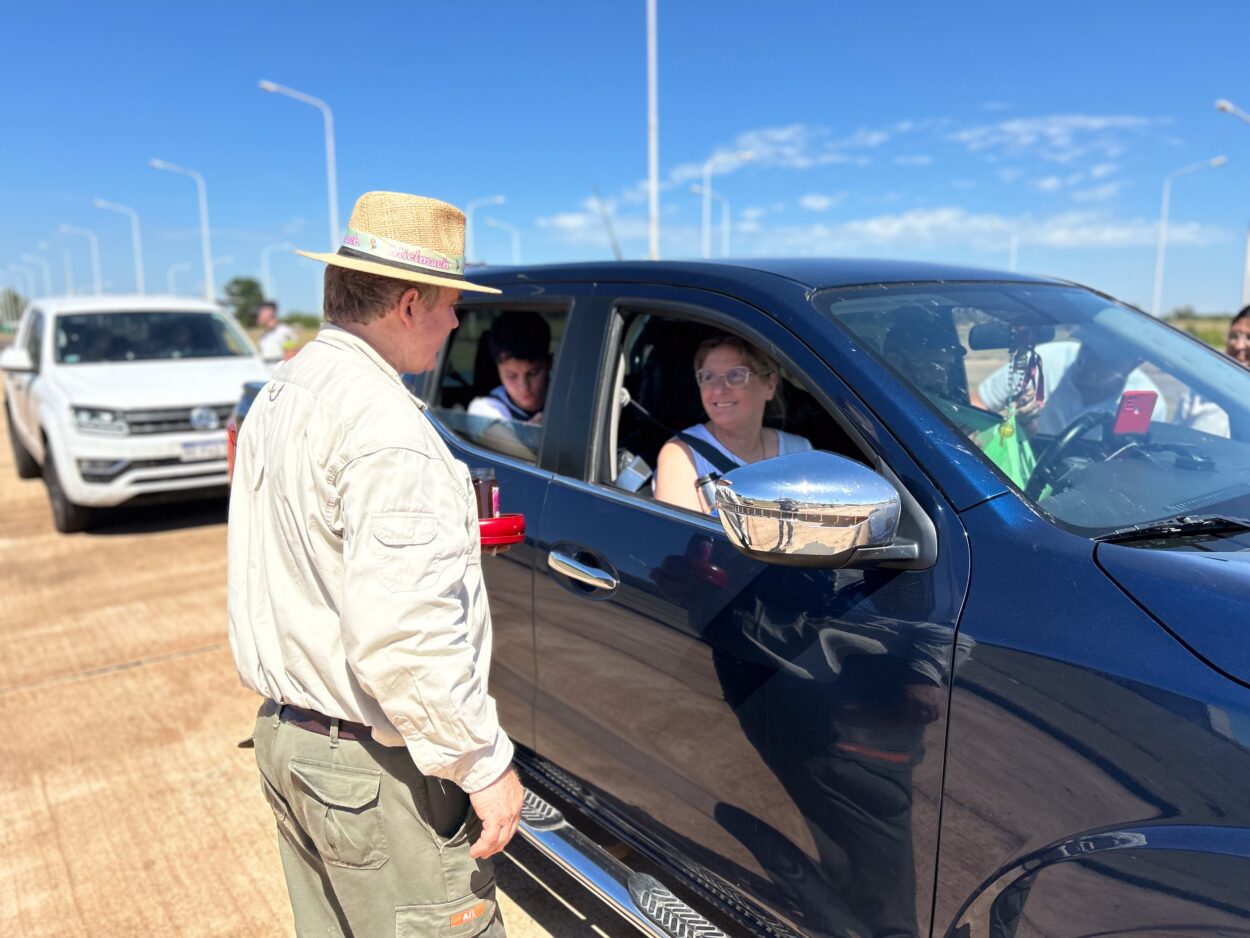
xmin=55 ymin=311 xmax=252 ymax=364
xmin=815 ymin=282 xmax=1250 ymax=535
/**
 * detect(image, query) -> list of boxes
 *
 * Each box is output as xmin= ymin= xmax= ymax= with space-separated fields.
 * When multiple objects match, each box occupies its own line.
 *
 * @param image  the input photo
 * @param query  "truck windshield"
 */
xmin=55 ymin=311 xmax=252 ymax=364
xmin=814 ymin=282 xmax=1250 ymax=535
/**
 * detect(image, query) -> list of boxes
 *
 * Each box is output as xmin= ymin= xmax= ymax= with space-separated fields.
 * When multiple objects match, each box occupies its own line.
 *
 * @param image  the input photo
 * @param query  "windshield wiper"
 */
xmin=1096 ymin=514 xmax=1250 ymax=543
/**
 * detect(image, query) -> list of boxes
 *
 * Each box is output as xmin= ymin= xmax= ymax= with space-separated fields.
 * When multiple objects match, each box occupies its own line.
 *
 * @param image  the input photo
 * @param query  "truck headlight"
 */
xmin=72 ymin=407 xmax=129 ymax=435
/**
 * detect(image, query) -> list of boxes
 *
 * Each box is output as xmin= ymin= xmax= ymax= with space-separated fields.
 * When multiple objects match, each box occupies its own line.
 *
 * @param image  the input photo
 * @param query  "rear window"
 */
xmin=55 ymin=311 xmax=252 ymax=363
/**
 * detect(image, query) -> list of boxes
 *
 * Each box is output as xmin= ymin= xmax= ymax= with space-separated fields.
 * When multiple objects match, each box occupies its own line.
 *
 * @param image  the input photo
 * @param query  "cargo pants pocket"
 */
xmin=289 ymin=758 xmax=388 ymax=870
xmin=396 ymin=879 xmax=498 ymax=938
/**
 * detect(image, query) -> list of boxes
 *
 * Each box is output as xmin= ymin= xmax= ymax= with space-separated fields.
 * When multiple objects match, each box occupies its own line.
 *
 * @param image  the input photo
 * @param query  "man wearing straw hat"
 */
xmin=228 ymin=191 xmax=520 ymax=936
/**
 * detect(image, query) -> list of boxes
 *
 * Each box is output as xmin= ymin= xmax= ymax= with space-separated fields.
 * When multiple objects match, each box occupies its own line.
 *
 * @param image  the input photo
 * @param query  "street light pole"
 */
xmin=20 ymin=254 xmax=52 ymax=295
xmin=1216 ymin=101 xmax=1250 ymax=307
xmin=259 ymin=80 xmax=340 ymax=247
xmin=482 ymin=218 xmax=521 ymax=264
xmin=646 ymin=0 xmax=660 ymax=260
xmin=1151 ymin=155 xmax=1227 ymax=316
xmin=167 ymin=262 xmax=192 ymax=296
xmin=93 ymin=198 xmax=145 ymax=294
xmin=690 ymin=185 xmax=732 ymax=257
xmin=465 ymin=195 xmax=506 ymax=264
xmin=1215 ymin=98 xmax=1250 ymax=127
xmin=700 ymin=150 xmax=753 ymax=259
xmin=150 ymin=158 xmax=214 ymax=301
xmin=261 ymin=242 xmax=294 ymax=299
xmin=59 ymin=224 xmax=102 ymax=294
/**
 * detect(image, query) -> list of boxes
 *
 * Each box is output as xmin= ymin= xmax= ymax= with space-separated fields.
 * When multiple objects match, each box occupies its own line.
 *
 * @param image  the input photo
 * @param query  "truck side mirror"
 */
xmin=715 ymin=450 xmax=916 ymax=568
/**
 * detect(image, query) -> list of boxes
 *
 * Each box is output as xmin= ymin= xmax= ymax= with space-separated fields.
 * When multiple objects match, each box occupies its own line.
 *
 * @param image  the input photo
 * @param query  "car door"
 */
xmin=12 ymin=309 xmax=45 ymax=457
xmin=532 ymin=284 xmax=971 ymax=938
xmin=419 ymin=290 xmax=587 ymax=752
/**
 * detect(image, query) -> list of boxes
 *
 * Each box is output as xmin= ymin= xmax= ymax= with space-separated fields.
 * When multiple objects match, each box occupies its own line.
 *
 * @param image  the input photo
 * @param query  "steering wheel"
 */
xmin=1025 ymin=411 xmax=1110 ymax=499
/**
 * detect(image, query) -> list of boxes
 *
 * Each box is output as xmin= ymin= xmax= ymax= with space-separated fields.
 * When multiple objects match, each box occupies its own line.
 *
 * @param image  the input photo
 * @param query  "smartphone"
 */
xmin=1112 ymin=390 xmax=1157 ymax=435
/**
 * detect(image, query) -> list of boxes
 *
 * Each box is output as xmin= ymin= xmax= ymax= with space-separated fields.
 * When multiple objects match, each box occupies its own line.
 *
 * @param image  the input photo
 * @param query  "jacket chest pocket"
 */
xmin=370 ymin=512 xmax=441 ymax=592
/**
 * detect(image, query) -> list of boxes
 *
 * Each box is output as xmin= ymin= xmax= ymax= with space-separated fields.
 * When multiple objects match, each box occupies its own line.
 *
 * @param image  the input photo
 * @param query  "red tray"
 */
xmin=479 ymin=512 xmax=526 ymax=547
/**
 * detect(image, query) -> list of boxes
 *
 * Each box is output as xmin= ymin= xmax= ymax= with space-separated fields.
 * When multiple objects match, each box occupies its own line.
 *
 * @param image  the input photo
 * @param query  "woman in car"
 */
xmin=655 ymin=334 xmax=811 ymax=514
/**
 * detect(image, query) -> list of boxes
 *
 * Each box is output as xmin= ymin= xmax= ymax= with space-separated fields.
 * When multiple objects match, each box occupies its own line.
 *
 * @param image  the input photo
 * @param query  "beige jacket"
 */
xmin=227 ymin=325 xmax=514 ymax=793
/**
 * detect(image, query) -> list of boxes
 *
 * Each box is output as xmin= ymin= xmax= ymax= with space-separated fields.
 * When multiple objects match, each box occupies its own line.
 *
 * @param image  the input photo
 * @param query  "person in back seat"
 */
xmin=655 ymin=334 xmax=811 ymax=514
xmin=468 ymin=310 xmax=551 ymax=426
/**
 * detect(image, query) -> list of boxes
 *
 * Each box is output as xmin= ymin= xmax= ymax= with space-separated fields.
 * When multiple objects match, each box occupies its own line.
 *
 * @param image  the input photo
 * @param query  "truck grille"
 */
xmin=124 ymin=404 xmax=234 ymax=435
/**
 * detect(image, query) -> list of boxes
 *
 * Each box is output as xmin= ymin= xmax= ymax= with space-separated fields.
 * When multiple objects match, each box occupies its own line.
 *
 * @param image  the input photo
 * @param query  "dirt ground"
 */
xmin=0 ymin=435 xmax=635 ymax=938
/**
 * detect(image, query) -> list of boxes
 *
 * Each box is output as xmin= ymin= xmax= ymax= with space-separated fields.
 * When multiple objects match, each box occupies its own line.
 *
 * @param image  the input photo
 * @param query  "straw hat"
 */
xmin=298 ymin=191 xmax=501 ymax=294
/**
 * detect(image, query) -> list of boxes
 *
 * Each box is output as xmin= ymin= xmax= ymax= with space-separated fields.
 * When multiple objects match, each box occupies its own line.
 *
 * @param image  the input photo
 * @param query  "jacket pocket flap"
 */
xmin=372 ymin=512 xmax=437 ymax=547
xmin=290 ymin=759 xmax=382 ymax=809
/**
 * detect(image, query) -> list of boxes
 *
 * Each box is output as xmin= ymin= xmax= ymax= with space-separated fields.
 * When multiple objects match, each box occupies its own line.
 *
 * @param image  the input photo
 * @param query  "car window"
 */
xmin=601 ymin=311 xmax=871 ymax=512
xmin=429 ymin=305 xmax=568 ymax=464
xmin=816 ymin=283 xmax=1250 ymax=534
xmin=54 ymin=311 xmax=252 ymax=363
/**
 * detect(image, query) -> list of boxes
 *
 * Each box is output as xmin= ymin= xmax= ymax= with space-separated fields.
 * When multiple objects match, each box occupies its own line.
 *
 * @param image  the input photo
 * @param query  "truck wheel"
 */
xmin=43 ymin=446 xmax=92 ymax=533
xmin=5 ymin=403 xmax=40 ymax=479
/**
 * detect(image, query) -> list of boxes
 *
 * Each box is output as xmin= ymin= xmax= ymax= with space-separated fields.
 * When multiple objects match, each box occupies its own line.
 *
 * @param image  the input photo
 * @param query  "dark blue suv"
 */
xmin=409 ymin=260 xmax=1250 ymax=938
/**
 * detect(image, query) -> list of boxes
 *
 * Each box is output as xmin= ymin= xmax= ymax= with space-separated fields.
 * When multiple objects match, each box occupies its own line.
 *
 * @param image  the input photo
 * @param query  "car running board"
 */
xmin=519 ymin=787 xmax=727 ymax=938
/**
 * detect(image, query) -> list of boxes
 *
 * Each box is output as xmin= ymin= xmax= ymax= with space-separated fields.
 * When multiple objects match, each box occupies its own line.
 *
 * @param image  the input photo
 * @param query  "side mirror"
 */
xmin=715 ymin=450 xmax=913 ymax=568
xmin=0 ymin=346 xmax=34 ymax=373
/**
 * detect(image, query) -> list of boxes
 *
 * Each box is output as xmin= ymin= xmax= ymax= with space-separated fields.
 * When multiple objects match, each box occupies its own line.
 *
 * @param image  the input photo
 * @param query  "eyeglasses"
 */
xmin=694 ymin=366 xmax=771 ymax=389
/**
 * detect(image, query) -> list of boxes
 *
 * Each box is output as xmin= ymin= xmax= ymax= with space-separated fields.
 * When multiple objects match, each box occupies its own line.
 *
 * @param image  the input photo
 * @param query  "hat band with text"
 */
xmin=336 ymin=228 xmax=466 ymax=280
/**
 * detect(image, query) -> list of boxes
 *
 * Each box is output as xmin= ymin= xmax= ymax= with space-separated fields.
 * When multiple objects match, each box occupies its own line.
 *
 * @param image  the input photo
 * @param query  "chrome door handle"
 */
xmin=547 ymin=550 xmax=619 ymax=591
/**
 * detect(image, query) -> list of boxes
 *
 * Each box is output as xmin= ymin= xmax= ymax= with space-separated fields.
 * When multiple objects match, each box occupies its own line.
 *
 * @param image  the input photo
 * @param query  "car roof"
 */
xmin=463 ymin=258 xmax=1063 ymax=292
xmin=30 ymin=294 xmax=226 ymax=316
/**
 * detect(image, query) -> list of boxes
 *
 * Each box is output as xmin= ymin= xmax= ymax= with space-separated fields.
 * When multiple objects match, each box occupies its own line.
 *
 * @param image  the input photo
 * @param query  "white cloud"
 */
xmin=1089 ymin=162 xmax=1119 ymax=179
xmin=798 ymin=192 xmax=844 ymax=212
xmin=1070 ymin=182 xmax=1123 ymax=203
xmin=948 ymin=114 xmax=1165 ymax=164
xmin=1033 ymin=176 xmax=1065 ymax=192
xmin=997 ymin=168 xmax=1025 ymax=184
xmin=894 ymin=155 xmax=933 ymax=167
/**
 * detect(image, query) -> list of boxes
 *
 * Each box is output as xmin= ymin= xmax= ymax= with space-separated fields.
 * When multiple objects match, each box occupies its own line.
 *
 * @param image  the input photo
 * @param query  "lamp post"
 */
xmin=700 ymin=150 xmax=753 ymax=259
xmin=261 ymin=242 xmax=294 ymax=299
xmin=690 ymin=185 xmax=732 ymax=257
xmin=167 ymin=262 xmax=192 ymax=296
xmin=20 ymin=254 xmax=52 ymax=295
xmin=465 ymin=195 xmax=506 ymax=264
xmin=646 ymin=0 xmax=660 ymax=260
xmin=59 ymin=224 xmax=102 ymax=294
xmin=1216 ymin=102 xmax=1250 ymax=306
xmin=1151 ymin=155 xmax=1226 ymax=316
xmin=93 ymin=199 xmax=145 ymax=294
xmin=482 ymin=218 xmax=521 ymax=264
xmin=259 ymin=80 xmax=340 ymax=247
xmin=1215 ymin=98 xmax=1250 ymax=127
xmin=9 ymin=265 xmax=34 ymax=300
xmin=150 ymin=158 xmax=214 ymax=301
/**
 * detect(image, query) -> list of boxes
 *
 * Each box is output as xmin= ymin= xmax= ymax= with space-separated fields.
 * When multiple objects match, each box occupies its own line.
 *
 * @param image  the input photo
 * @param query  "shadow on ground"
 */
xmin=86 ymin=495 xmax=229 ymax=536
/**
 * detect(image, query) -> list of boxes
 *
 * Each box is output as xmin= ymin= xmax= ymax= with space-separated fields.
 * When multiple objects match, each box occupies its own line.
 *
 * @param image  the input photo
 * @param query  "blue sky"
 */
xmin=4 ymin=1 xmax=1250 ymax=316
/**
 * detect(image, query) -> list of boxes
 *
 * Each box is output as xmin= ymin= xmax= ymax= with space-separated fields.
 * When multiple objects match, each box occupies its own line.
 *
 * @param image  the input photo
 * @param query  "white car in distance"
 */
xmin=1 ymin=295 xmax=270 ymax=532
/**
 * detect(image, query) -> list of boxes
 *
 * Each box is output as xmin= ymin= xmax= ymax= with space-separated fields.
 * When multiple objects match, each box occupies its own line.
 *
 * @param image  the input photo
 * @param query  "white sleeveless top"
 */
xmin=681 ymin=423 xmax=813 ymax=480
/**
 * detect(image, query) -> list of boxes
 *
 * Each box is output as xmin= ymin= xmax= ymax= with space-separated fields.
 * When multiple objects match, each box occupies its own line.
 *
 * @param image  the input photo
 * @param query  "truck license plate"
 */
xmin=181 ymin=439 xmax=228 ymax=462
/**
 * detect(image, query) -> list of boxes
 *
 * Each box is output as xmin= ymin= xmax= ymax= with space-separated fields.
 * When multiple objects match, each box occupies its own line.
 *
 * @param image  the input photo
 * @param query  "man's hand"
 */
xmin=468 ymin=766 xmax=523 ymax=859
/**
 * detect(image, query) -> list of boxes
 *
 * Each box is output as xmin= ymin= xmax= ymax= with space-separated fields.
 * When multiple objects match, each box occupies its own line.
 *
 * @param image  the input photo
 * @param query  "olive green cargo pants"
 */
xmin=252 ymin=701 xmax=506 ymax=937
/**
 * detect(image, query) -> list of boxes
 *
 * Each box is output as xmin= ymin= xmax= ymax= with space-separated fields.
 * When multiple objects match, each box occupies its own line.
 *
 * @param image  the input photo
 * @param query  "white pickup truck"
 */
xmin=1 ymin=295 xmax=270 ymax=532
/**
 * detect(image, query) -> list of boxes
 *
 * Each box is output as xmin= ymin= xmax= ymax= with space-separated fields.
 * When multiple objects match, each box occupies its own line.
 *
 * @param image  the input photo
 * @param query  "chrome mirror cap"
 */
xmin=715 ymin=450 xmax=901 ymax=567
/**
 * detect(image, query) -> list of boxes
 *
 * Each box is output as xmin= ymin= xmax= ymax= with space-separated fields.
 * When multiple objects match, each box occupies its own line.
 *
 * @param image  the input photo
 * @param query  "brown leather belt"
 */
xmin=279 ymin=704 xmax=372 ymax=742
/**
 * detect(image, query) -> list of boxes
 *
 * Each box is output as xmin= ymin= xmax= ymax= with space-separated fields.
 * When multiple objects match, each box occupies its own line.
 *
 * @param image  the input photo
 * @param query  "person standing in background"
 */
xmin=256 ymin=300 xmax=297 ymax=364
